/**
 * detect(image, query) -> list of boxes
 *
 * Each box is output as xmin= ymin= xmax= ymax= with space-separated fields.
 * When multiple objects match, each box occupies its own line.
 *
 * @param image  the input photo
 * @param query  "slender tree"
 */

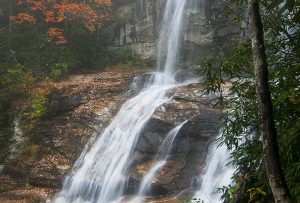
xmin=248 ymin=0 xmax=293 ymax=202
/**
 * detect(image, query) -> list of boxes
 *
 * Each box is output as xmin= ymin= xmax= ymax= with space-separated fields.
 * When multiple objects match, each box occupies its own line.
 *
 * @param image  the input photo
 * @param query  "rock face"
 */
xmin=0 ymin=70 xmax=224 ymax=202
xmin=125 ymin=83 xmax=223 ymax=199
xmin=110 ymin=0 xmax=240 ymax=63
xmin=0 ymin=71 xmax=139 ymax=202
xmin=0 ymin=2 xmax=239 ymax=202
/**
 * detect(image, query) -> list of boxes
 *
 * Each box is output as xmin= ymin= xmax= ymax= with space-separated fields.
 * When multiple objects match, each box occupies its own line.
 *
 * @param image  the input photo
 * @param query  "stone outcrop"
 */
xmin=0 ymin=70 xmax=138 ymax=202
xmin=125 ymin=83 xmax=223 ymax=199
xmin=0 ymin=69 xmax=225 ymax=202
xmin=0 ymin=69 xmax=225 ymax=203
xmin=0 ymin=1 xmax=239 ymax=202
xmin=110 ymin=0 xmax=240 ymax=63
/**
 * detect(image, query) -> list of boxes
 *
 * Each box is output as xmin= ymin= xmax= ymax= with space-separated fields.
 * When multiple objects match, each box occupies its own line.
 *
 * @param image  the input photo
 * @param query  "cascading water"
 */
xmin=54 ymin=85 xmax=175 ymax=203
xmin=9 ymin=118 xmax=26 ymax=160
xmin=156 ymin=120 xmax=187 ymax=161
xmin=130 ymin=121 xmax=187 ymax=203
xmin=133 ymin=161 xmax=165 ymax=201
xmin=192 ymin=143 xmax=235 ymax=203
xmin=53 ymin=0 xmax=189 ymax=203
xmin=157 ymin=0 xmax=188 ymax=76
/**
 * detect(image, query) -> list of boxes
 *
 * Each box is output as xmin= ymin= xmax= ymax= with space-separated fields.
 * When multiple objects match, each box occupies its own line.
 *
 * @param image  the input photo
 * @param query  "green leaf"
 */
xmin=266 ymin=0 xmax=282 ymax=10
xmin=293 ymin=10 xmax=300 ymax=23
xmin=286 ymin=0 xmax=295 ymax=11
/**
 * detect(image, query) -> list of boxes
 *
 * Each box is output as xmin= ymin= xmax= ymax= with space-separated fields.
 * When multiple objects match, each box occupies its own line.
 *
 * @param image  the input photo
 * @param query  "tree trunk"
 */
xmin=248 ymin=0 xmax=293 ymax=202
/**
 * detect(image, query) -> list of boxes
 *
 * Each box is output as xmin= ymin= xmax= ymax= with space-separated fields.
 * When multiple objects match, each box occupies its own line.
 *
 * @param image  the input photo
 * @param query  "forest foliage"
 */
xmin=197 ymin=0 xmax=299 ymax=202
xmin=0 ymin=0 xmax=147 ymax=165
xmin=0 ymin=0 xmax=299 ymax=202
xmin=0 ymin=0 xmax=143 ymax=165
xmin=0 ymin=0 xmax=140 ymax=155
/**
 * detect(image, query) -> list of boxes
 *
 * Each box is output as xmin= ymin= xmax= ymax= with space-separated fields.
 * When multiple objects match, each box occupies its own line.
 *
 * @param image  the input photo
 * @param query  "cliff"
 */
xmin=0 ymin=70 xmax=224 ymax=202
xmin=109 ymin=0 xmax=240 ymax=63
xmin=0 ymin=71 xmax=138 ymax=202
xmin=0 ymin=0 xmax=239 ymax=202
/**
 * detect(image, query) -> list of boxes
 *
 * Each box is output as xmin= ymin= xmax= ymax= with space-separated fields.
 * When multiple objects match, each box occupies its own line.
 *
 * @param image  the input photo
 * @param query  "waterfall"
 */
xmin=8 ymin=118 xmax=26 ymax=160
xmin=131 ymin=161 xmax=165 ymax=203
xmin=156 ymin=120 xmax=187 ymax=160
xmin=131 ymin=121 xmax=187 ymax=203
xmin=192 ymin=144 xmax=235 ymax=203
xmin=53 ymin=85 xmax=175 ymax=203
xmin=53 ymin=1 xmax=189 ymax=203
xmin=157 ymin=0 xmax=188 ymax=76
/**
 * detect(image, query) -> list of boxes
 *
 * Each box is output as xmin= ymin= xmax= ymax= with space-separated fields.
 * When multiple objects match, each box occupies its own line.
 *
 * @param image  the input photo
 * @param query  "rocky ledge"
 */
xmin=0 ymin=71 xmax=224 ymax=203
xmin=0 ymin=70 xmax=138 ymax=202
xmin=125 ymin=83 xmax=223 ymax=201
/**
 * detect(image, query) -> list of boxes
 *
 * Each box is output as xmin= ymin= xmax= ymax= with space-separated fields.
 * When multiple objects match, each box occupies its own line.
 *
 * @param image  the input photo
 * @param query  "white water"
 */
xmin=131 ymin=121 xmax=187 ymax=203
xmin=0 ymin=118 xmax=24 ymax=173
xmin=157 ymin=0 xmax=188 ymax=76
xmin=193 ymin=144 xmax=235 ymax=203
xmin=156 ymin=121 xmax=187 ymax=160
xmin=133 ymin=160 xmax=166 ymax=203
xmin=52 ymin=0 xmax=236 ymax=202
xmin=53 ymin=0 xmax=189 ymax=203
xmin=8 ymin=118 xmax=26 ymax=160
xmin=53 ymin=83 xmax=175 ymax=203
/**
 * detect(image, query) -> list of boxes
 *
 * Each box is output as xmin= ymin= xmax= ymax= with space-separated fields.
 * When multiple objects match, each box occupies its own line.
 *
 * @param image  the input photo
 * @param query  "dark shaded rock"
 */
xmin=28 ymin=175 xmax=60 ymax=188
xmin=2 ymin=163 xmax=28 ymax=181
xmin=149 ymin=184 xmax=169 ymax=196
xmin=129 ymin=72 xmax=158 ymax=92
xmin=135 ymin=131 xmax=166 ymax=154
xmin=46 ymin=93 xmax=88 ymax=117
xmin=127 ymin=82 xmax=223 ymax=197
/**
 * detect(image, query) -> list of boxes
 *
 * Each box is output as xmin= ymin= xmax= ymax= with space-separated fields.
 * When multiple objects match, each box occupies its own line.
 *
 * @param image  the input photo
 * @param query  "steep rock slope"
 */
xmin=0 ymin=70 xmax=224 ymax=203
xmin=0 ymin=71 xmax=138 ymax=202
xmin=110 ymin=0 xmax=240 ymax=62
xmin=124 ymin=83 xmax=223 ymax=202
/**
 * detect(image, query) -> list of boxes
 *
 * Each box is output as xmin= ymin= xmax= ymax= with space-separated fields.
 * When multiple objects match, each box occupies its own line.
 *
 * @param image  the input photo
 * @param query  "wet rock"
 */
xmin=46 ymin=93 xmax=88 ymax=117
xmin=0 ymin=71 xmax=138 ymax=202
xmin=129 ymin=72 xmax=158 ymax=92
xmin=110 ymin=0 xmax=240 ymax=63
xmin=128 ymin=83 xmax=223 ymax=197
xmin=0 ymin=71 xmax=225 ymax=202
xmin=28 ymin=175 xmax=60 ymax=188
xmin=0 ymin=188 xmax=54 ymax=203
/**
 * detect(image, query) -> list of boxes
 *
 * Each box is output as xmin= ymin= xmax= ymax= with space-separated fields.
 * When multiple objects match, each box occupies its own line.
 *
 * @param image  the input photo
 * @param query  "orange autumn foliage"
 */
xmin=47 ymin=28 xmax=66 ymax=45
xmin=10 ymin=13 xmax=36 ymax=24
xmin=11 ymin=0 xmax=112 ymax=45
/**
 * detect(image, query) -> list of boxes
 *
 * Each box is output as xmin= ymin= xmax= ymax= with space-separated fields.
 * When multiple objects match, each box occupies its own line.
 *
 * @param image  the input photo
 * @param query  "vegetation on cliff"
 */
xmin=0 ymin=0 xmax=299 ymax=202
xmin=198 ymin=0 xmax=299 ymax=202
xmin=0 ymin=0 xmax=144 ymax=153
